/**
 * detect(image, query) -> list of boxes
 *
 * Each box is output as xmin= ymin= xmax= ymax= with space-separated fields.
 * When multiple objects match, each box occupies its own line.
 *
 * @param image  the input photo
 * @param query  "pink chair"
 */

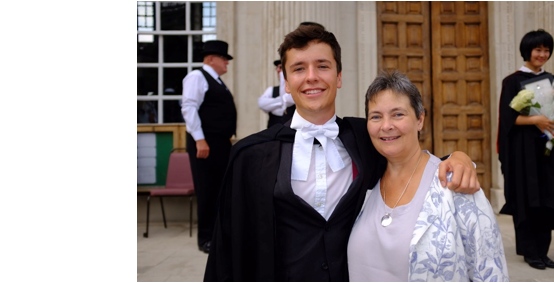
xmin=143 ymin=148 xmax=195 ymax=238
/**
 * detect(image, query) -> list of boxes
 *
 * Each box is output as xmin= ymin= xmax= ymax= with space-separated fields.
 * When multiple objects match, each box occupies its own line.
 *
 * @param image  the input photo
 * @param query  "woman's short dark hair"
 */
xmin=520 ymin=29 xmax=553 ymax=61
xmin=365 ymin=70 xmax=425 ymax=120
xmin=278 ymin=22 xmax=342 ymax=79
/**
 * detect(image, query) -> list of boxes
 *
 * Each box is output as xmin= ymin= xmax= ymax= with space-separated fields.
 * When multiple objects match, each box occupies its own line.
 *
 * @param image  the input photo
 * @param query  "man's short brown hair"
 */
xmin=278 ymin=22 xmax=342 ymax=79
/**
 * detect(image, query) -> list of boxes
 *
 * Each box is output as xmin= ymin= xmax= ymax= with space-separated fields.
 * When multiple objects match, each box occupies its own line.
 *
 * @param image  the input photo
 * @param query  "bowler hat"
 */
xmin=201 ymin=40 xmax=233 ymax=60
xmin=273 ymin=60 xmax=281 ymax=66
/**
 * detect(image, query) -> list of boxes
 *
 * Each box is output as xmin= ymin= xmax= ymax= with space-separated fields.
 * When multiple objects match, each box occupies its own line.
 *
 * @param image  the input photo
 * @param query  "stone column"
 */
xmin=356 ymin=2 xmax=379 ymax=117
xmin=216 ymin=2 xmax=235 ymax=95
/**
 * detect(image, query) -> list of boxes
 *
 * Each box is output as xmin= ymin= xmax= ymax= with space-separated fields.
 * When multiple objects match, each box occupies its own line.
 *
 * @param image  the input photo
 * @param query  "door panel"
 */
xmin=377 ymin=1 xmax=491 ymax=197
xmin=431 ymin=1 xmax=491 ymax=198
xmin=377 ymin=1 xmax=432 ymax=151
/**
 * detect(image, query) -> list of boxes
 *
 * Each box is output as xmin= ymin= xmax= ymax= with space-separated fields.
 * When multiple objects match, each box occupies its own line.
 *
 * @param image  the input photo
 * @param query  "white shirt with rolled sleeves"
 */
xmin=257 ymin=71 xmax=295 ymax=116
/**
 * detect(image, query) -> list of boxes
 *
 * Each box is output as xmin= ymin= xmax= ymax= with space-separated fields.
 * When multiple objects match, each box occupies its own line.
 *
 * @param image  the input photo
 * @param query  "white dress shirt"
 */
xmin=258 ymin=71 xmax=295 ymax=116
xmin=181 ymin=65 xmax=222 ymax=141
xmin=289 ymin=112 xmax=353 ymax=220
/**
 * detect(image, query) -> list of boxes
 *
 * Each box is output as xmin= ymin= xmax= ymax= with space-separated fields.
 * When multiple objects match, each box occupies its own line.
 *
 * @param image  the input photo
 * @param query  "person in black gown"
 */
xmin=498 ymin=29 xmax=554 ymax=270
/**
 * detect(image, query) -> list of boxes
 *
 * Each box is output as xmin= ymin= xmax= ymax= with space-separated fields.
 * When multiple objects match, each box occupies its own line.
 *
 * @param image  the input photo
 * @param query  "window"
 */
xmin=137 ymin=1 xmax=217 ymax=124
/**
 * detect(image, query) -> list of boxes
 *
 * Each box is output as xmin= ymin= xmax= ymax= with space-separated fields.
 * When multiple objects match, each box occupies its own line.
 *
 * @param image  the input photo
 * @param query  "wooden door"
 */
xmin=377 ymin=1 xmax=432 ymax=151
xmin=377 ymin=1 xmax=491 ymax=197
xmin=431 ymin=2 xmax=491 ymax=198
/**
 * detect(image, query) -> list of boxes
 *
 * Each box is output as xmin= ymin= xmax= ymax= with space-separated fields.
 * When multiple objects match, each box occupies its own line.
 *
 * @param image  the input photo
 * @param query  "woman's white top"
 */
xmin=347 ymin=151 xmax=509 ymax=282
xmin=347 ymin=151 xmax=435 ymax=282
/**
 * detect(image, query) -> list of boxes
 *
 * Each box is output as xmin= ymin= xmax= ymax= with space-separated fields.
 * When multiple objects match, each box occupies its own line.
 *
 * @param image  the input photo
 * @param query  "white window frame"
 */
xmin=137 ymin=1 xmax=216 ymax=124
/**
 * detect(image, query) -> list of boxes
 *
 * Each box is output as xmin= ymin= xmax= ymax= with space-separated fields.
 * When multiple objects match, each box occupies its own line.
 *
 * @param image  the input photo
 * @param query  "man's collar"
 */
xmin=290 ymin=111 xmax=344 ymax=181
xmin=290 ymin=111 xmax=337 ymax=130
xmin=202 ymin=64 xmax=219 ymax=79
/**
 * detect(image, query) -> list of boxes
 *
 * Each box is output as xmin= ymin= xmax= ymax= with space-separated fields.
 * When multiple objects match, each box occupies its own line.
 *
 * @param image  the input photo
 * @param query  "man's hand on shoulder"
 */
xmin=438 ymin=151 xmax=480 ymax=194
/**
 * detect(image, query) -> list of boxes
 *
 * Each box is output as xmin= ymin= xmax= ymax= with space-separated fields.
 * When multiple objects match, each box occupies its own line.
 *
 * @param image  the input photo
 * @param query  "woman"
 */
xmin=347 ymin=71 xmax=509 ymax=281
xmin=498 ymin=29 xmax=554 ymax=270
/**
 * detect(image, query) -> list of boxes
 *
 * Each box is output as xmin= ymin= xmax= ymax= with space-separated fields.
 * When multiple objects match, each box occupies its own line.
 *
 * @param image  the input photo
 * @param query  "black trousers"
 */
xmin=186 ymin=133 xmax=232 ymax=246
xmin=513 ymin=207 xmax=553 ymax=258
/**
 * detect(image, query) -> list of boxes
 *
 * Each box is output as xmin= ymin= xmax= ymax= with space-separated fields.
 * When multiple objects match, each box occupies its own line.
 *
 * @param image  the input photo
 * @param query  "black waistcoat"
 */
xmin=273 ymin=142 xmax=356 ymax=282
xmin=198 ymin=69 xmax=237 ymax=138
xmin=267 ymin=86 xmax=296 ymax=128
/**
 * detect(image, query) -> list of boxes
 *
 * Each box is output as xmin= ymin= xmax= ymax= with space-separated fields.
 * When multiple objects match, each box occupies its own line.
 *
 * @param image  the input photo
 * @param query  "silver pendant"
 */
xmin=381 ymin=213 xmax=392 ymax=227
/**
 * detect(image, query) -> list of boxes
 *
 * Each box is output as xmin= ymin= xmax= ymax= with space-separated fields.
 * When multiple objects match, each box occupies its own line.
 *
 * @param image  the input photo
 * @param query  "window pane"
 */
xmin=137 ymin=1 xmax=155 ymax=31
xmin=138 ymin=35 xmax=158 ymax=62
xmin=163 ymin=100 xmax=184 ymax=123
xmin=138 ymin=68 xmax=158 ymax=96
xmin=190 ymin=3 xmax=203 ymax=30
xmin=138 ymin=34 xmax=154 ymax=43
xmin=146 ymin=17 xmax=154 ymax=27
xmin=163 ymin=68 xmax=187 ymax=94
xmin=164 ymin=35 xmax=187 ymax=63
xmin=138 ymin=17 xmax=146 ymax=27
xmin=163 ymin=68 xmax=187 ymax=123
xmin=161 ymin=2 xmax=186 ymax=30
xmin=192 ymin=35 xmax=204 ymax=62
xmin=138 ymin=101 xmax=158 ymax=124
xmin=202 ymin=34 xmax=216 ymax=42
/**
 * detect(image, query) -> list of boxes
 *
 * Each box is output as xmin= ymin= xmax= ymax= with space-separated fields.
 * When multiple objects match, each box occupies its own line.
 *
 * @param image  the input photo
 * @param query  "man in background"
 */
xmin=258 ymin=59 xmax=296 ymax=128
xmin=180 ymin=40 xmax=236 ymax=254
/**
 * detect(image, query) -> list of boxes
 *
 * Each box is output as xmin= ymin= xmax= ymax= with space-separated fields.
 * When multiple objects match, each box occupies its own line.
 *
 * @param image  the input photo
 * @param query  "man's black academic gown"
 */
xmin=204 ymin=117 xmax=386 ymax=281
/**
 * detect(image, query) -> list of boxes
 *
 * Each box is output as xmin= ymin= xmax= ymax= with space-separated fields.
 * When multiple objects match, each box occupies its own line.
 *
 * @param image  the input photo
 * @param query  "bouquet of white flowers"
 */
xmin=509 ymin=75 xmax=554 ymax=156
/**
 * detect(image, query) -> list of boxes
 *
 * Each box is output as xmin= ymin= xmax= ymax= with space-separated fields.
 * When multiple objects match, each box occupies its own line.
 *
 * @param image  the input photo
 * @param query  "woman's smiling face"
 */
xmin=366 ymin=89 xmax=424 ymax=159
xmin=526 ymin=45 xmax=550 ymax=72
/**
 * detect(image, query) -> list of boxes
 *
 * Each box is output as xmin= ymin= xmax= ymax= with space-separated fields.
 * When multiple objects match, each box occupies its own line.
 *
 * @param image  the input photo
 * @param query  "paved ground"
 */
xmin=137 ymin=214 xmax=554 ymax=282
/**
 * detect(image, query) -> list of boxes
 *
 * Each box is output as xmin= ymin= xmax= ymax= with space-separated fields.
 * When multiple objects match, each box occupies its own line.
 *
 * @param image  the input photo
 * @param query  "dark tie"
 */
xmin=218 ymin=77 xmax=229 ymax=91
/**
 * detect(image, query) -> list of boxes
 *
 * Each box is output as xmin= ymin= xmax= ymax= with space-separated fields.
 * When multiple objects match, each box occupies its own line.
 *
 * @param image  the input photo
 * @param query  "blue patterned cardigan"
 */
xmin=359 ymin=169 xmax=509 ymax=281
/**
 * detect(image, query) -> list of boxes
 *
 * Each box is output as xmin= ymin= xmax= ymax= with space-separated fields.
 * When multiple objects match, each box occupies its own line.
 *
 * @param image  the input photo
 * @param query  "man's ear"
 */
xmin=337 ymin=72 xmax=342 ymax=89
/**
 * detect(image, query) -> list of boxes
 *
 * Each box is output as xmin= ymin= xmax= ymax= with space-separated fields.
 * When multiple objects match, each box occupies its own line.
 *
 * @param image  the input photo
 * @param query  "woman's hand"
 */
xmin=533 ymin=115 xmax=554 ymax=137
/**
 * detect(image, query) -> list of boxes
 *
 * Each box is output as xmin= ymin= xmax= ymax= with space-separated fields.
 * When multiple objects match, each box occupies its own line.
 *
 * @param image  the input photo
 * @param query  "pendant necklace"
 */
xmin=381 ymin=152 xmax=423 ymax=227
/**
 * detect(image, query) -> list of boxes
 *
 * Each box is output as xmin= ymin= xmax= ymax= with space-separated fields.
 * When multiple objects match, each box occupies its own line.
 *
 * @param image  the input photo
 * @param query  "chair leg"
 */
xmin=159 ymin=197 xmax=167 ymax=228
xmin=189 ymin=196 xmax=193 ymax=237
xmin=143 ymin=195 xmax=151 ymax=238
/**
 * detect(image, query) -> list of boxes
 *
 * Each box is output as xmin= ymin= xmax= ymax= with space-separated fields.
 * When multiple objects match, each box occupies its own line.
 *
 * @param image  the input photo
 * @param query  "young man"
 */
xmin=204 ymin=24 xmax=479 ymax=281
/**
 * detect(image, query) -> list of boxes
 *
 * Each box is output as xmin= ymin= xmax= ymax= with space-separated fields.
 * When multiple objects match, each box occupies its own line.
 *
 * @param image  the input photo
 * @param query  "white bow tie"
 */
xmin=291 ymin=121 xmax=346 ymax=181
